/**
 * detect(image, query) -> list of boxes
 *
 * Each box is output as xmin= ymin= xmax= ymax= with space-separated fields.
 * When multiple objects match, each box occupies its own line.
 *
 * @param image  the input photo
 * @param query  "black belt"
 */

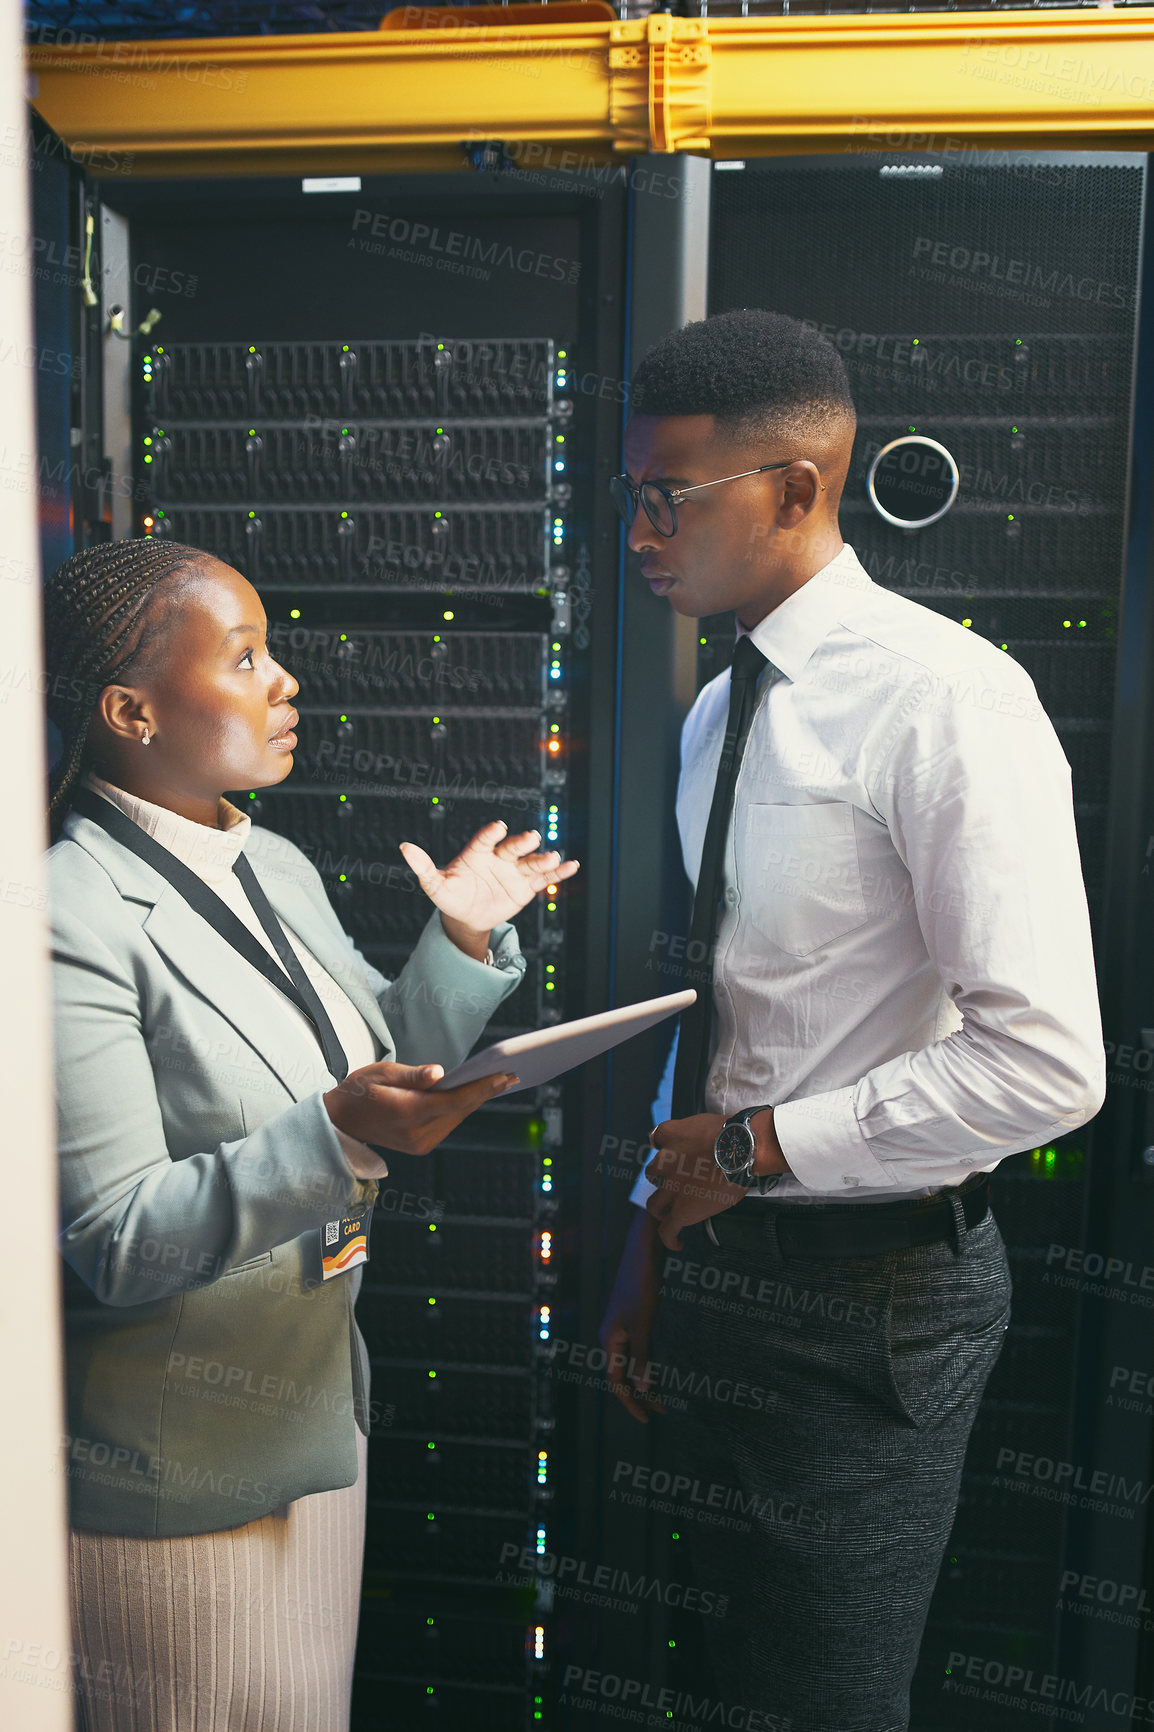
xmin=703 ymin=1172 xmax=992 ymax=1260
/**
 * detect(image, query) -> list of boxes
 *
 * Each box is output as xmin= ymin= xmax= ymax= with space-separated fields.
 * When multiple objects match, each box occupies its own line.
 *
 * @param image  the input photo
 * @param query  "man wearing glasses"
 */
xmin=599 ymin=309 xmax=1104 ymax=1731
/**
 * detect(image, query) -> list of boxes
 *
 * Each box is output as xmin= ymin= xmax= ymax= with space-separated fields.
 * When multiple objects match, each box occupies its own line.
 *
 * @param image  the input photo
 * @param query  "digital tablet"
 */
xmin=433 ymin=989 xmax=695 ymax=1095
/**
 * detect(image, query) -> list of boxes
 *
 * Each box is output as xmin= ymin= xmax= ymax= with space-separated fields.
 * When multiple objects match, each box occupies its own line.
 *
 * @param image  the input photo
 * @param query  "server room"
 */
xmin=3 ymin=4 xmax=1154 ymax=1731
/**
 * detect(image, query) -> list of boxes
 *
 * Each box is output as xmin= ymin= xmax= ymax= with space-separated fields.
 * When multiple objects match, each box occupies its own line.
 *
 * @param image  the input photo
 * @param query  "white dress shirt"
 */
xmin=85 ymin=772 xmax=385 ymax=1175
xmin=632 ymin=542 xmax=1105 ymax=1206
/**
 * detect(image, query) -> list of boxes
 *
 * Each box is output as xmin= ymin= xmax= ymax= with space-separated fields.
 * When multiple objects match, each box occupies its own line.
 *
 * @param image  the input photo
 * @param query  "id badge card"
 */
xmin=322 ymin=1207 xmax=372 ymax=1281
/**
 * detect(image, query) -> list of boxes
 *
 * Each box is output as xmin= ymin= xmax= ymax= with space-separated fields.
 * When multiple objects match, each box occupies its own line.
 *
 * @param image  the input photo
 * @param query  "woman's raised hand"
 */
xmin=324 ymin=1059 xmax=519 ymax=1159
xmin=399 ymin=821 xmax=579 ymax=937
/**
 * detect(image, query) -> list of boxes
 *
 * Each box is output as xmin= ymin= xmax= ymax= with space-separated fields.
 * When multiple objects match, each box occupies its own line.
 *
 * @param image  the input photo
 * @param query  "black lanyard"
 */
xmin=71 ymin=787 xmax=349 ymax=1082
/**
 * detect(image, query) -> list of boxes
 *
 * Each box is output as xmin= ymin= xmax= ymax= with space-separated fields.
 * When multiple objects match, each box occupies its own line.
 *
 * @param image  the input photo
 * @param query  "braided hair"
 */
xmin=44 ymin=538 xmax=211 ymax=840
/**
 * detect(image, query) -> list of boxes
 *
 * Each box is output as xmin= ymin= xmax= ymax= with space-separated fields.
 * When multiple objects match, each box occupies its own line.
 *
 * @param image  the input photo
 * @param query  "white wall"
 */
xmin=0 ymin=0 xmax=70 ymax=1723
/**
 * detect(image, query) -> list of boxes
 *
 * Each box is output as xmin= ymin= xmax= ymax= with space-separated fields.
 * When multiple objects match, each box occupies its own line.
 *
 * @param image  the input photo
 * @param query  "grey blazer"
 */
xmin=50 ymin=807 xmax=524 ymax=1537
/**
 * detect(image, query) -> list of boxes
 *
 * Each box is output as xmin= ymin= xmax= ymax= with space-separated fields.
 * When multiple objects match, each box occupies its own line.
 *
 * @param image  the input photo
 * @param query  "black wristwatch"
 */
xmin=714 ymin=1105 xmax=783 ymax=1194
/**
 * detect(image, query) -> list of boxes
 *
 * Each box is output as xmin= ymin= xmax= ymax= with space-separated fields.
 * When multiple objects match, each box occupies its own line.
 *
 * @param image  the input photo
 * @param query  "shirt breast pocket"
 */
xmin=739 ymin=801 xmax=867 ymax=957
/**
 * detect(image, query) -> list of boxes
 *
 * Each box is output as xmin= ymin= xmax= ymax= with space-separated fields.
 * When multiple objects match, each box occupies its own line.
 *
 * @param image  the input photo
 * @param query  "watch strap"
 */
xmin=729 ymin=1104 xmax=776 ymax=1131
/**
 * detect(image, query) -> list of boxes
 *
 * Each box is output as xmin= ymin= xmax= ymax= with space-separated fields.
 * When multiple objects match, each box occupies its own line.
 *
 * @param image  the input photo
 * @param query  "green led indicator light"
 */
xmin=436 ymin=427 xmax=444 ymax=435
xmin=962 ymin=618 xmax=972 ymax=628
xmin=339 ymin=794 xmax=347 ymax=802
xmin=143 ymin=436 xmax=152 ymax=446
xmin=1007 ymin=513 xmax=1015 ymax=522
xmin=428 ymin=1370 xmax=437 ymax=1379
xmin=248 ymin=792 xmax=256 ymax=800
xmin=431 ymin=796 xmax=440 ymax=805
xmin=339 ymin=873 xmax=347 ymax=882
xmin=249 ymin=346 xmax=256 ymax=353
xmin=340 ymin=511 xmax=348 ymax=519
xmin=248 ymin=511 xmax=256 ymax=519
xmin=427 ymin=1297 xmax=436 ymax=1305
xmin=1011 ymin=426 xmax=1018 ymax=434
xmin=342 ymin=344 xmax=348 ymax=352
xmin=700 ymin=636 xmax=707 ymax=645
xmin=912 ymin=338 xmax=919 ymax=346
xmin=290 ymin=608 xmax=301 ymax=620
xmin=248 ymin=428 xmax=255 ymax=436
xmin=143 ymin=455 xmax=152 ymax=463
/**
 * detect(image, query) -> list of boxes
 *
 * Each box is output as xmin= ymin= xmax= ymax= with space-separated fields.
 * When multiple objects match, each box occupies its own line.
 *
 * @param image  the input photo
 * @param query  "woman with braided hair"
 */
xmin=45 ymin=538 xmax=577 ymax=1731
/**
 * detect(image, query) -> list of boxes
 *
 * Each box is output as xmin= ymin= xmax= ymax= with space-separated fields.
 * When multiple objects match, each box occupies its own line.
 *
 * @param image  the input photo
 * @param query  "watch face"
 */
xmin=715 ymin=1122 xmax=755 ymax=1180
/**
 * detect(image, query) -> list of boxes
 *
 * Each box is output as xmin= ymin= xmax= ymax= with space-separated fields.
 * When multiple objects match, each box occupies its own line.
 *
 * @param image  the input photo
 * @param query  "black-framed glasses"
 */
xmin=609 ymin=461 xmax=798 ymax=538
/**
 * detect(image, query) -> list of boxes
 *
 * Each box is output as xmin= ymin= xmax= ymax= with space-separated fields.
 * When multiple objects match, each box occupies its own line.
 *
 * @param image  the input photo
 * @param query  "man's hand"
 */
xmin=599 ymin=1208 xmax=666 ymax=1424
xmin=644 ymin=1109 xmax=789 ymax=1251
xmin=645 ymin=1114 xmax=747 ymax=1251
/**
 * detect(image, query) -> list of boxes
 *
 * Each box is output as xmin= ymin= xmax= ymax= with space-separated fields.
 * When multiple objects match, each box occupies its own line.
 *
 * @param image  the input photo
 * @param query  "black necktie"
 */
xmin=671 ymin=634 xmax=769 ymax=1119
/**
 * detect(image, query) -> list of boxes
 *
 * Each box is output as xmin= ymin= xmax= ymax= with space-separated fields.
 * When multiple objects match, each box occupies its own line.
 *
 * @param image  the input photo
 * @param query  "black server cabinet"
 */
xmin=92 ymin=171 xmax=629 ymax=1732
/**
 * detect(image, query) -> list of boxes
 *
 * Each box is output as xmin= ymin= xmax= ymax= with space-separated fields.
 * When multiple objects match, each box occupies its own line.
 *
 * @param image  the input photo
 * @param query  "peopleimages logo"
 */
xmin=911 ymin=235 xmax=1135 ymax=310
xmin=498 ymin=1543 xmax=727 ymax=1618
xmin=944 ymin=1650 xmax=1154 ymax=1723
xmin=559 ymin=1667 xmax=793 ymax=1731
xmin=610 ymin=1459 xmax=830 ymax=1534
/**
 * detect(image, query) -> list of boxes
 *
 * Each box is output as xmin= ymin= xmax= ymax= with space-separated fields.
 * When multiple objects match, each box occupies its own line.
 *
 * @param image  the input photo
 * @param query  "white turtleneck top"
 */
xmin=83 ymin=771 xmax=385 ymax=1176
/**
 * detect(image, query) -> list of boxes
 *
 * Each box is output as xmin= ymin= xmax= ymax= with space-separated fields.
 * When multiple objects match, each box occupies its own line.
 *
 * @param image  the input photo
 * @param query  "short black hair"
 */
xmin=629 ymin=309 xmax=855 ymax=443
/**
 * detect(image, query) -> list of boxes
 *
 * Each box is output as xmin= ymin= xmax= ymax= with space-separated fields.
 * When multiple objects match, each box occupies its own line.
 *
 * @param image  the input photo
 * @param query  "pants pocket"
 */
xmin=882 ymin=1226 xmax=1012 ymax=1430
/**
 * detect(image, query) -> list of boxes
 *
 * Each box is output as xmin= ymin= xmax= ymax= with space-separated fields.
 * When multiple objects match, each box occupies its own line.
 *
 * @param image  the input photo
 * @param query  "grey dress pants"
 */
xmin=650 ymin=1206 xmax=1012 ymax=1732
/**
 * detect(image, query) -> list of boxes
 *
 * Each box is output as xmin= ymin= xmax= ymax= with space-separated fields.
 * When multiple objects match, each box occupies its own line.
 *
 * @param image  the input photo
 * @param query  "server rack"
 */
xmin=140 ymin=330 xmax=577 ymax=1731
